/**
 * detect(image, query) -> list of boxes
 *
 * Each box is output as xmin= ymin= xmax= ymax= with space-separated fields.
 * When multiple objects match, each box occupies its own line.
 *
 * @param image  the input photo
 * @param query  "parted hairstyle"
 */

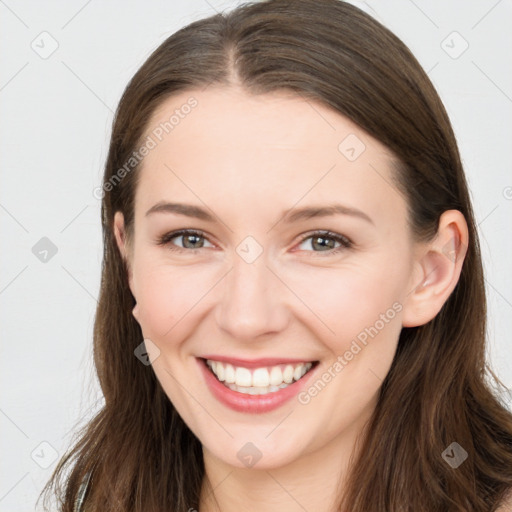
xmin=40 ymin=0 xmax=512 ymax=510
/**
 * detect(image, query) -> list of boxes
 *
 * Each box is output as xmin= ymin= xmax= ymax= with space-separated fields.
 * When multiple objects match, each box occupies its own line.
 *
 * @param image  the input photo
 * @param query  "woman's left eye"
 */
xmin=295 ymin=231 xmax=352 ymax=256
xmin=156 ymin=229 xmax=352 ymax=256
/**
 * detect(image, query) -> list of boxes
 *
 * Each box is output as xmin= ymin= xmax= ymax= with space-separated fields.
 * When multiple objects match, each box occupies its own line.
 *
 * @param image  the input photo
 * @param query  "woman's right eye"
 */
xmin=156 ymin=229 xmax=214 ymax=252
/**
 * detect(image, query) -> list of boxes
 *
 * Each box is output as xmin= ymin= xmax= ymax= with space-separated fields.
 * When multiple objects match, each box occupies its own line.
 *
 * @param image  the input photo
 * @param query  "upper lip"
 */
xmin=200 ymin=355 xmax=317 ymax=369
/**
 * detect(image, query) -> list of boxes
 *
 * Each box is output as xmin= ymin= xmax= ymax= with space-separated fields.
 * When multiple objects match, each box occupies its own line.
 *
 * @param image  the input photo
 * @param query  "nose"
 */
xmin=215 ymin=254 xmax=289 ymax=342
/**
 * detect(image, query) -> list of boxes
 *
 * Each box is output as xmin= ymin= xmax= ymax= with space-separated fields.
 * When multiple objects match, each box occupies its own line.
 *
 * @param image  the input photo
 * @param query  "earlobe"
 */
xmin=401 ymin=210 xmax=468 ymax=328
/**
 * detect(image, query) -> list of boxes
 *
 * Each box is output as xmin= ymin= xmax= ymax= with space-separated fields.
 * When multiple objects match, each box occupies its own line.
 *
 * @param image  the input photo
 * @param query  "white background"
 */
xmin=1 ymin=1 xmax=511 ymax=510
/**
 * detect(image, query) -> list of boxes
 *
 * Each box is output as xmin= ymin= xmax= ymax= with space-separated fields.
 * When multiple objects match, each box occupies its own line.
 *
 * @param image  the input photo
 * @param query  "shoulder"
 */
xmin=496 ymin=488 xmax=512 ymax=512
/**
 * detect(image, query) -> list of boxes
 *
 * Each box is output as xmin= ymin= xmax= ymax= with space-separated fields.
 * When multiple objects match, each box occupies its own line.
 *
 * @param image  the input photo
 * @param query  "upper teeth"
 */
xmin=206 ymin=359 xmax=313 ymax=388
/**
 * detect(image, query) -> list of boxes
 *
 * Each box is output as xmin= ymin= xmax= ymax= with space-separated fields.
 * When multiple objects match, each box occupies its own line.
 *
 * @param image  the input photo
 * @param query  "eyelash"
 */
xmin=156 ymin=229 xmax=353 ymax=257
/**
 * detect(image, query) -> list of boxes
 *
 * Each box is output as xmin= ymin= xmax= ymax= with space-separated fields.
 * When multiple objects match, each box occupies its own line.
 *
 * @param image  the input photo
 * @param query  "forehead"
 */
xmin=144 ymin=85 xmax=389 ymax=155
xmin=134 ymin=86 xmax=404 ymax=228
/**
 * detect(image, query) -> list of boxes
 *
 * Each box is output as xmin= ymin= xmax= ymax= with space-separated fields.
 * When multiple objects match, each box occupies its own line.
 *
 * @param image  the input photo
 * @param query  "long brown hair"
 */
xmin=39 ymin=1 xmax=512 ymax=510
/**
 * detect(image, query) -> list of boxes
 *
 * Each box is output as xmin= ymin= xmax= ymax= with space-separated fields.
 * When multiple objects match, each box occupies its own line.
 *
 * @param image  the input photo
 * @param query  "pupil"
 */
xmin=184 ymin=234 xmax=202 ymax=248
xmin=313 ymin=236 xmax=333 ymax=251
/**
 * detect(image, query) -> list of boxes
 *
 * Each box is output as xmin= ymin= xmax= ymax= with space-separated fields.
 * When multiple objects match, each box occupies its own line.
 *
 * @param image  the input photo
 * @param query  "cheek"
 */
xmin=317 ymin=266 xmax=405 ymax=395
xmin=133 ymin=260 xmax=217 ymax=340
xmin=286 ymin=261 xmax=404 ymax=347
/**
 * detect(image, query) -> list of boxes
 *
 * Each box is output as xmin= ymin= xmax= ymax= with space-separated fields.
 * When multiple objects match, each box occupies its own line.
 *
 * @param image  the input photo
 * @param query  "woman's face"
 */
xmin=115 ymin=86 xmax=422 ymax=470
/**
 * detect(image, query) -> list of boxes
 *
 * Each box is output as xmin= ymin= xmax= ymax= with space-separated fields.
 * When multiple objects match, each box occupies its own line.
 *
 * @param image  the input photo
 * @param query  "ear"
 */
xmin=401 ymin=210 xmax=469 ymax=327
xmin=113 ymin=211 xmax=135 ymax=296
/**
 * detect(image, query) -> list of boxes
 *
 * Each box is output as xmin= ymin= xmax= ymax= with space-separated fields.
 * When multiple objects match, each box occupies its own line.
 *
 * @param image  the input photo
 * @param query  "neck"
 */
xmin=199 ymin=413 xmax=371 ymax=512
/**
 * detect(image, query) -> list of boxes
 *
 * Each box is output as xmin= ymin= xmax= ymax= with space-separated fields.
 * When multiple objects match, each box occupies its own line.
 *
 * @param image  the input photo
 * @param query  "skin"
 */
xmin=114 ymin=86 xmax=468 ymax=512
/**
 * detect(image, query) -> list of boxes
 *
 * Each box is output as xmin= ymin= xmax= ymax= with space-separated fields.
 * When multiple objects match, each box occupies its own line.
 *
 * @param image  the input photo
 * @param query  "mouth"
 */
xmin=197 ymin=356 xmax=319 ymax=413
xmin=204 ymin=358 xmax=317 ymax=395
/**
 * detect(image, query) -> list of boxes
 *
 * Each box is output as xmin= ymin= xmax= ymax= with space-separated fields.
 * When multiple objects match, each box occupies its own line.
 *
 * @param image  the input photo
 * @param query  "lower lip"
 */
xmin=197 ymin=358 xmax=317 ymax=414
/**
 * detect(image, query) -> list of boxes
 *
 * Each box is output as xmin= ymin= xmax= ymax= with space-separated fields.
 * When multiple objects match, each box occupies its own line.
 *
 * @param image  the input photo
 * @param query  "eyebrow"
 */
xmin=145 ymin=201 xmax=374 ymax=225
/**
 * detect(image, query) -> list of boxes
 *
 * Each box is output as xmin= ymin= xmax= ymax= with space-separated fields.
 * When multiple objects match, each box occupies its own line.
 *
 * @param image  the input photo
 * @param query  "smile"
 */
xmin=206 ymin=359 xmax=314 ymax=395
xmin=198 ymin=356 xmax=319 ymax=414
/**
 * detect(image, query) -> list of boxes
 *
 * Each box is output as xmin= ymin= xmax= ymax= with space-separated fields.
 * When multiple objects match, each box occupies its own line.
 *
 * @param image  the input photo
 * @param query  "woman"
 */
xmin=40 ymin=0 xmax=512 ymax=510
